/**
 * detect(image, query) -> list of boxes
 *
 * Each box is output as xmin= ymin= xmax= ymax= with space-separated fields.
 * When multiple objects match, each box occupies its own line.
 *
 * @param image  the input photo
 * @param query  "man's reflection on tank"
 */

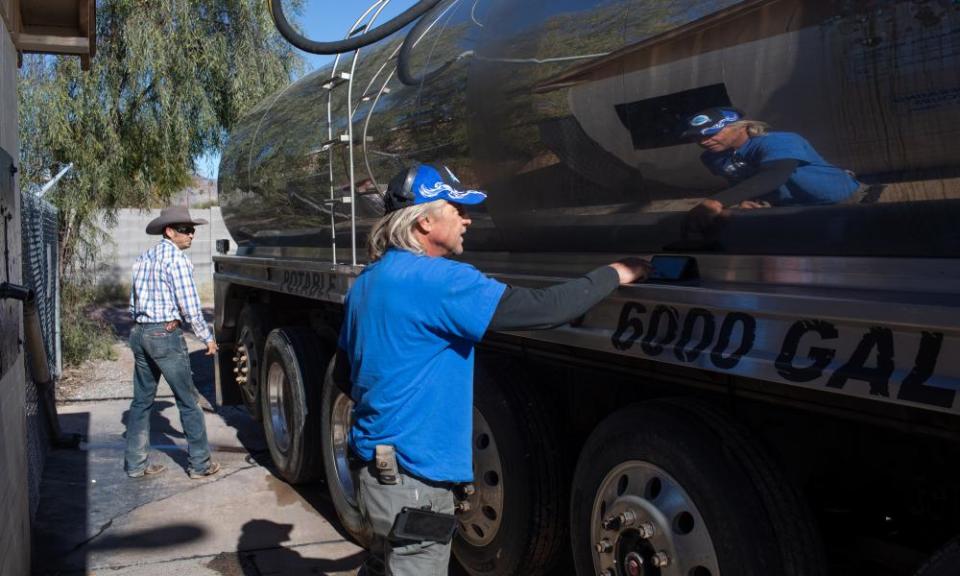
xmin=681 ymin=107 xmax=862 ymax=235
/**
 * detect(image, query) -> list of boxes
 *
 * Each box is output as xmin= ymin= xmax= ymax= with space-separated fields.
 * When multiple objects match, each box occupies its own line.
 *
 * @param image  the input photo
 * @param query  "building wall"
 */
xmin=96 ymin=208 xmax=236 ymax=305
xmin=0 ymin=1 xmax=30 ymax=574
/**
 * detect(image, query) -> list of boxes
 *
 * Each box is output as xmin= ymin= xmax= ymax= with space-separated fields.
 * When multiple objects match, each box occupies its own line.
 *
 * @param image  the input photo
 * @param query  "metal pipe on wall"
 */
xmin=18 ymin=286 xmax=79 ymax=448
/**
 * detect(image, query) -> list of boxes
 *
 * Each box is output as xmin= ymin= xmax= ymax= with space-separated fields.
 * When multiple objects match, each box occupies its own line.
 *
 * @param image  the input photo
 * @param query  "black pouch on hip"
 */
xmin=389 ymin=507 xmax=458 ymax=543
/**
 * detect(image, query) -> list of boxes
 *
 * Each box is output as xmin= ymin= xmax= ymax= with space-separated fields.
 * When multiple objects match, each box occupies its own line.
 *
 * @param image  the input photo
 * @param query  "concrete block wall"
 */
xmin=0 ymin=1 xmax=30 ymax=574
xmin=97 ymin=208 xmax=236 ymax=305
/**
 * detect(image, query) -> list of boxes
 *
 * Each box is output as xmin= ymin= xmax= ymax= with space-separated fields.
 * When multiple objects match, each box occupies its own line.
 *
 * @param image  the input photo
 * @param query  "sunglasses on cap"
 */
xmin=172 ymin=224 xmax=196 ymax=235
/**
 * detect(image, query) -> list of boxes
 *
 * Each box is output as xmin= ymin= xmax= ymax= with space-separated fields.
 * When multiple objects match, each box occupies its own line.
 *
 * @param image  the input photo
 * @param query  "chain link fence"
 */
xmin=21 ymin=190 xmax=59 ymax=520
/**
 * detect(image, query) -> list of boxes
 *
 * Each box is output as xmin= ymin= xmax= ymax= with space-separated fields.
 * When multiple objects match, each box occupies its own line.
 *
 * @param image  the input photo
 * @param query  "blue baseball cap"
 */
xmin=682 ymin=107 xmax=744 ymax=139
xmin=384 ymin=164 xmax=487 ymax=213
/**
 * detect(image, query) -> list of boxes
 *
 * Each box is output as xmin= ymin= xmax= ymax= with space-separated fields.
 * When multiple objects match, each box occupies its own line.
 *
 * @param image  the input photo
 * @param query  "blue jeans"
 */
xmin=124 ymin=323 xmax=212 ymax=476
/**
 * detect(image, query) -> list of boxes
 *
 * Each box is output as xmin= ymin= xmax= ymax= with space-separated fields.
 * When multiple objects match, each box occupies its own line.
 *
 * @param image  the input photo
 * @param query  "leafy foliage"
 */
xmin=61 ymin=283 xmax=119 ymax=365
xmin=19 ymin=0 xmax=304 ymax=278
xmin=19 ymin=0 xmax=304 ymax=365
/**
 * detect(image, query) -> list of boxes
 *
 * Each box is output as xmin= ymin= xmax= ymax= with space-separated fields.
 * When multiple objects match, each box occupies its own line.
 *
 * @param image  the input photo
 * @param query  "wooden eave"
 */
xmin=6 ymin=0 xmax=96 ymax=70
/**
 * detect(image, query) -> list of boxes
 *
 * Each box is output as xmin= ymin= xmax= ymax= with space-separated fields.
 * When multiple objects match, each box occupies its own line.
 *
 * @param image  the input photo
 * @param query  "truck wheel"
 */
xmin=453 ymin=361 xmax=566 ymax=576
xmin=260 ymin=327 xmax=327 ymax=484
xmin=320 ymin=355 xmax=373 ymax=547
xmin=235 ymin=304 xmax=272 ymax=420
xmin=570 ymin=398 xmax=825 ymax=576
xmin=915 ymin=536 xmax=960 ymax=576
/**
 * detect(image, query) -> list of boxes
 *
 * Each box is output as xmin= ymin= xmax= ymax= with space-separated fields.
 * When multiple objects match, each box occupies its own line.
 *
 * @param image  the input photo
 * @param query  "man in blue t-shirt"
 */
xmin=335 ymin=163 xmax=649 ymax=575
xmin=681 ymin=107 xmax=860 ymax=233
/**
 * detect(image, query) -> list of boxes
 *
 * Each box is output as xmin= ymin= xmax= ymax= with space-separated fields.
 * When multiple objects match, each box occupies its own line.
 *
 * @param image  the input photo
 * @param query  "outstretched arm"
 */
xmin=488 ymin=259 xmax=649 ymax=331
xmin=685 ymin=159 xmax=799 ymax=235
xmin=709 ymin=159 xmax=798 ymax=206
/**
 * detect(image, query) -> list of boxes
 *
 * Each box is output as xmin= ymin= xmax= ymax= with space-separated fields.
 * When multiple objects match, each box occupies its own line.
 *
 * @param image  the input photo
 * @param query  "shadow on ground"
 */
xmin=207 ymin=520 xmax=367 ymax=576
xmin=35 ymin=302 xmax=544 ymax=575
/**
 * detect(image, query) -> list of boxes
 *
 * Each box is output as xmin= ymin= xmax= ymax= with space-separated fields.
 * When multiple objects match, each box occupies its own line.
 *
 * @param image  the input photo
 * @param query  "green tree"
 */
xmin=19 ymin=0 xmax=304 ymax=275
xmin=18 ymin=0 xmax=304 ymax=365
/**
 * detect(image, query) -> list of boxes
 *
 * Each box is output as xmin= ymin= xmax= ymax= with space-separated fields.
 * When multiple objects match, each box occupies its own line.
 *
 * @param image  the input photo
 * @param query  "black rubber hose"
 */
xmin=396 ymin=0 xmax=457 ymax=86
xmin=269 ymin=0 xmax=443 ymax=55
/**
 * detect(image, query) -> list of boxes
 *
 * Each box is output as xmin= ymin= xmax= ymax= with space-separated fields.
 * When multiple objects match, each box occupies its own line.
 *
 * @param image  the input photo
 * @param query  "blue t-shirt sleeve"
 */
xmin=432 ymin=260 xmax=507 ymax=342
xmin=751 ymin=133 xmax=810 ymax=165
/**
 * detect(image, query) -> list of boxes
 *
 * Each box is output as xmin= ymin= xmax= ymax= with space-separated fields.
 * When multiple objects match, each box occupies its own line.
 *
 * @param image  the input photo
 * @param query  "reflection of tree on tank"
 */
xmin=222 ymin=0 xmax=960 ymax=258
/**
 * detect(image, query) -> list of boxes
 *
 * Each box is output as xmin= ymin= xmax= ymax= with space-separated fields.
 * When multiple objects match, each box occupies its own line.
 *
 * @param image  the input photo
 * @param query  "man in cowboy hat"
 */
xmin=124 ymin=206 xmax=221 ymax=479
xmin=335 ymin=164 xmax=649 ymax=575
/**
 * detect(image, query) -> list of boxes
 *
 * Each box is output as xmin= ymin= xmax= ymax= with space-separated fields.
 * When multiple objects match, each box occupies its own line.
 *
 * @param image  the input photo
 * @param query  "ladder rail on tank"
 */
xmin=322 ymin=0 xmax=394 ymax=267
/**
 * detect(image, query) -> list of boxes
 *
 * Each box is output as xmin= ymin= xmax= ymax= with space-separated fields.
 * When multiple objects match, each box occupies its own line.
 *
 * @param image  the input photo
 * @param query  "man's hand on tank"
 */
xmin=609 ymin=258 xmax=651 ymax=285
xmin=735 ymin=200 xmax=772 ymax=210
xmin=683 ymin=199 xmax=725 ymax=237
xmin=206 ymin=341 xmax=219 ymax=356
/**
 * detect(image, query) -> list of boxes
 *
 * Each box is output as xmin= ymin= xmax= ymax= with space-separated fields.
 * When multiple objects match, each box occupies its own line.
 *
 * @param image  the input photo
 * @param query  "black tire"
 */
xmin=236 ymin=304 xmax=271 ymax=420
xmin=915 ymin=536 xmax=960 ymax=576
xmin=570 ymin=398 xmax=826 ymax=576
xmin=260 ymin=327 xmax=328 ymax=484
xmin=320 ymin=354 xmax=373 ymax=547
xmin=453 ymin=359 xmax=566 ymax=576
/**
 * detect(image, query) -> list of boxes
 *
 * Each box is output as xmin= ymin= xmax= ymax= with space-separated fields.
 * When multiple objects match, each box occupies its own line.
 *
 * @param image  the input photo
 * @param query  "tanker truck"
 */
xmin=212 ymin=0 xmax=960 ymax=574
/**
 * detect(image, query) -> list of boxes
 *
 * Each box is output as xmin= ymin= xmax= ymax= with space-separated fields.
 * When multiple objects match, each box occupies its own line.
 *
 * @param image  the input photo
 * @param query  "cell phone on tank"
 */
xmin=648 ymin=255 xmax=699 ymax=283
xmin=390 ymin=506 xmax=458 ymax=543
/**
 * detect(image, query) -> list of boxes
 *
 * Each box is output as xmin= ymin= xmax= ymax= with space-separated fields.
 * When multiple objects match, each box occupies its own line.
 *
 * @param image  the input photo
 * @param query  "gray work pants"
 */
xmin=357 ymin=465 xmax=456 ymax=576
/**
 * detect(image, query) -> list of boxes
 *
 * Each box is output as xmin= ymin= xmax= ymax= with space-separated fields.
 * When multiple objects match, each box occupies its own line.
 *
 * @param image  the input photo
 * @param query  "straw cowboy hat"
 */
xmin=145 ymin=206 xmax=209 ymax=235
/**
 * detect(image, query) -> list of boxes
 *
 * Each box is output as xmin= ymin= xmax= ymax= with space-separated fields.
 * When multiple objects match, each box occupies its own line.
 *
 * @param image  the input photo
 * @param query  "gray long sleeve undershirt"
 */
xmin=710 ymin=158 xmax=798 ymax=206
xmin=487 ymin=266 xmax=620 ymax=331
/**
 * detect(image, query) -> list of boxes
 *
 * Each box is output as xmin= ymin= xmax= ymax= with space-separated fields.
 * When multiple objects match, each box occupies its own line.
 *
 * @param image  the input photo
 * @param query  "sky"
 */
xmin=195 ymin=0 xmax=420 ymax=180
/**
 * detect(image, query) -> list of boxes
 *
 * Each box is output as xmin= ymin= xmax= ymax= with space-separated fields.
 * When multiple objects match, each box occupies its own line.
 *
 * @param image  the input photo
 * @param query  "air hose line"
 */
xmin=268 ymin=0 xmax=443 ymax=54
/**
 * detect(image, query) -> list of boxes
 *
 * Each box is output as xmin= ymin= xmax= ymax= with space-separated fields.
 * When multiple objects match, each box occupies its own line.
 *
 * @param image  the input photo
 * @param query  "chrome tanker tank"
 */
xmin=219 ymin=0 xmax=960 ymax=262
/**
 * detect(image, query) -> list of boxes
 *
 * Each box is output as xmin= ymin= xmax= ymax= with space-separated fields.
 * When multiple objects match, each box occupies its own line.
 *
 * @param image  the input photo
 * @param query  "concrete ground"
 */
xmin=32 ymin=306 xmax=367 ymax=576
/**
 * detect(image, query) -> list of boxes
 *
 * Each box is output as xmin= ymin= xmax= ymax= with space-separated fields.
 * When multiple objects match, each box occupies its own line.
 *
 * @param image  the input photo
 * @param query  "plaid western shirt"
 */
xmin=129 ymin=238 xmax=213 ymax=343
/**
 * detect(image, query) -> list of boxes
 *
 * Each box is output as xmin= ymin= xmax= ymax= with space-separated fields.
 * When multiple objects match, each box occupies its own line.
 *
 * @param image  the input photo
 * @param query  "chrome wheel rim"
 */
xmin=458 ymin=407 xmax=504 ymax=546
xmin=591 ymin=461 xmax=719 ymax=576
xmin=266 ymin=362 xmax=290 ymax=453
xmin=331 ymin=391 xmax=358 ymax=507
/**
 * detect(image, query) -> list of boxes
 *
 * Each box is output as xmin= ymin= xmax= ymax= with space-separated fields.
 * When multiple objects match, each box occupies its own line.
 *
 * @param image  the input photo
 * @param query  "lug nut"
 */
xmin=455 ymin=501 xmax=471 ymax=513
xmin=652 ymin=551 xmax=671 ymax=568
xmin=638 ymin=521 xmax=655 ymax=539
xmin=595 ymin=539 xmax=613 ymax=553
xmin=233 ymin=367 xmax=240 ymax=374
xmin=237 ymin=376 xmax=247 ymax=384
xmin=601 ymin=510 xmax=637 ymax=530
xmin=463 ymin=483 xmax=476 ymax=496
